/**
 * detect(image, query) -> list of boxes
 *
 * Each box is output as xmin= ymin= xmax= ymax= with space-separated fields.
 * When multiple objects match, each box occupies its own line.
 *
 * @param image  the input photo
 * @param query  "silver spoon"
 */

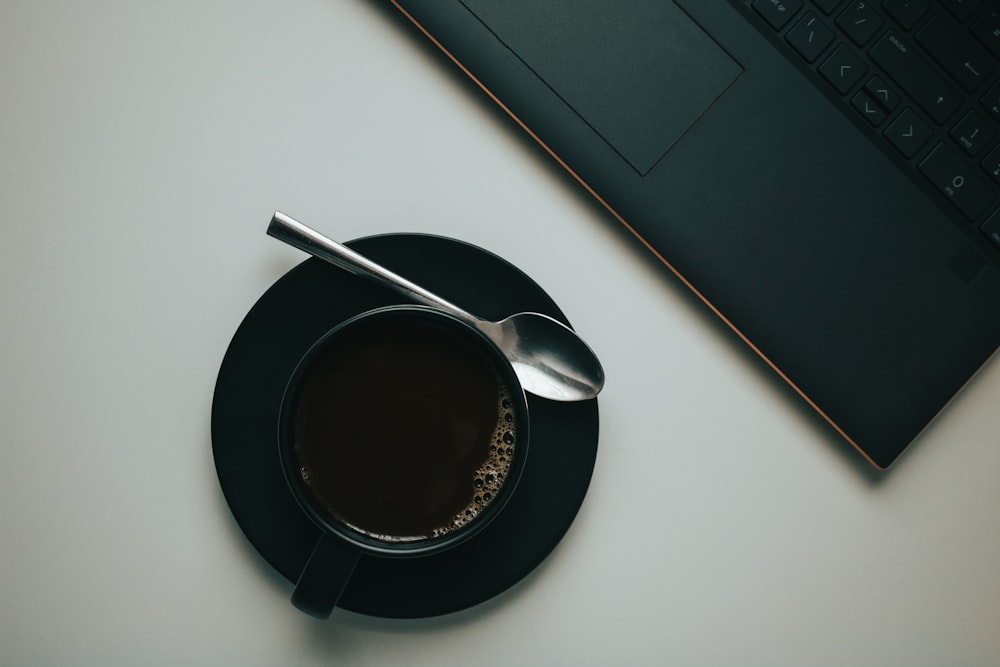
xmin=267 ymin=211 xmax=604 ymax=402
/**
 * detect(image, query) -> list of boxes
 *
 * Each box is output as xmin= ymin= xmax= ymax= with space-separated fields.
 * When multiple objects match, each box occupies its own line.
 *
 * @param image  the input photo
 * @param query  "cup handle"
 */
xmin=291 ymin=534 xmax=361 ymax=619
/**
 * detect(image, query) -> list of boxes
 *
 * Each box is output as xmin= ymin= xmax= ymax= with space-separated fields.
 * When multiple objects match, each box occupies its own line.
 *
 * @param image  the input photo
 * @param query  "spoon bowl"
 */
xmin=476 ymin=314 xmax=603 ymax=402
xmin=267 ymin=211 xmax=605 ymax=402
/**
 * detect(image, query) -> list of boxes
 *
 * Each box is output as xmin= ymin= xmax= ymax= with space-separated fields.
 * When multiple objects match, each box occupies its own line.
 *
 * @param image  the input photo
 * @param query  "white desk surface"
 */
xmin=2 ymin=2 xmax=998 ymax=665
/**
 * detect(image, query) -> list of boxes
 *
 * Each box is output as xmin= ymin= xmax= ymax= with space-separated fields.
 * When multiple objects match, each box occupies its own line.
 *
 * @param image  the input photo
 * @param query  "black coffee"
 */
xmin=290 ymin=315 xmax=518 ymax=543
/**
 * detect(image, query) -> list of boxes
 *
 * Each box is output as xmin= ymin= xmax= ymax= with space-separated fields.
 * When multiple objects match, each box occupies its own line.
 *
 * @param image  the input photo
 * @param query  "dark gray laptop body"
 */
xmin=390 ymin=0 xmax=1000 ymax=469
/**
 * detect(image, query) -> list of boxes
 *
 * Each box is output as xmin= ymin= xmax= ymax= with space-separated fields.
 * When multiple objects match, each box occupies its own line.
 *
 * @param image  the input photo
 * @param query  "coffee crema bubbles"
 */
xmin=425 ymin=386 xmax=516 ymax=540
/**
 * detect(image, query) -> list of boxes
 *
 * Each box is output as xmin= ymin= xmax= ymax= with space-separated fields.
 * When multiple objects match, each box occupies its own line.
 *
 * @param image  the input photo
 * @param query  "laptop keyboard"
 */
xmin=745 ymin=0 xmax=1000 ymax=250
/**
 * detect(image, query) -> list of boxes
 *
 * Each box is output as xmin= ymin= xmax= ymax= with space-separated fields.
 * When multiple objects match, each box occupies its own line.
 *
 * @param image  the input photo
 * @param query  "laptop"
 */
xmin=388 ymin=0 xmax=1000 ymax=469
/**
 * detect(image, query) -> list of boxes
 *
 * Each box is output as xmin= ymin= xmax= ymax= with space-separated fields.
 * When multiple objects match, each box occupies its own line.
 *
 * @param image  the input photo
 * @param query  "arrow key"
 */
xmin=885 ymin=108 xmax=932 ymax=158
xmin=864 ymin=76 xmax=900 ymax=111
xmin=852 ymin=90 xmax=887 ymax=126
xmin=820 ymin=43 xmax=867 ymax=94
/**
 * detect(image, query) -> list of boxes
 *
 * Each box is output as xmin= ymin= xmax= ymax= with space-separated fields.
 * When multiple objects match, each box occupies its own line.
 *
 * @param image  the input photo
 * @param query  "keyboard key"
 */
xmin=852 ymin=90 xmax=888 ymax=124
xmin=982 ymin=81 xmax=1000 ymax=121
xmin=916 ymin=14 xmax=994 ymax=92
xmin=820 ymin=43 xmax=868 ymax=93
xmin=752 ymin=0 xmax=803 ymax=30
xmin=980 ymin=144 xmax=1000 ymax=184
xmin=837 ymin=2 xmax=884 ymax=46
xmin=864 ymin=75 xmax=901 ymax=110
xmin=870 ymin=31 xmax=961 ymax=123
xmin=981 ymin=209 xmax=1000 ymax=248
xmin=938 ymin=0 xmax=983 ymax=22
xmin=882 ymin=0 xmax=930 ymax=30
xmin=885 ymin=107 xmax=933 ymax=156
xmin=815 ymin=0 xmax=844 ymax=14
xmin=787 ymin=12 xmax=836 ymax=62
xmin=950 ymin=109 xmax=995 ymax=156
xmin=971 ymin=8 xmax=1000 ymax=60
xmin=919 ymin=142 xmax=995 ymax=219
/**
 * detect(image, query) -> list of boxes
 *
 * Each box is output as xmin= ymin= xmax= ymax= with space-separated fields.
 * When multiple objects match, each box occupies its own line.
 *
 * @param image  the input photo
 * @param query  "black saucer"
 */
xmin=211 ymin=234 xmax=599 ymax=618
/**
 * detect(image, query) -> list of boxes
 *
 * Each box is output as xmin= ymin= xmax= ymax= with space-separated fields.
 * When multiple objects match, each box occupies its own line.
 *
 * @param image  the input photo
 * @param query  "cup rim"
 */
xmin=277 ymin=304 xmax=530 ymax=558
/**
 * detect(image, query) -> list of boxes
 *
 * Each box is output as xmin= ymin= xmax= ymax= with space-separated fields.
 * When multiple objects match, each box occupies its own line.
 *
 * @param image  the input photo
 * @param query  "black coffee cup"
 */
xmin=278 ymin=305 xmax=530 ymax=618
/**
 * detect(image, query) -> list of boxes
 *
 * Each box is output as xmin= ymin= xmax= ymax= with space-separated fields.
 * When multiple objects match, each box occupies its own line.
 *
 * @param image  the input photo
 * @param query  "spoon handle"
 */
xmin=267 ymin=211 xmax=478 ymax=322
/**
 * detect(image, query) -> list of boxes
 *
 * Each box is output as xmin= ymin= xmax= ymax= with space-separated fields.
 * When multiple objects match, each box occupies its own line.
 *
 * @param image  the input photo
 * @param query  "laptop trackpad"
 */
xmin=459 ymin=0 xmax=742 ymax=175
